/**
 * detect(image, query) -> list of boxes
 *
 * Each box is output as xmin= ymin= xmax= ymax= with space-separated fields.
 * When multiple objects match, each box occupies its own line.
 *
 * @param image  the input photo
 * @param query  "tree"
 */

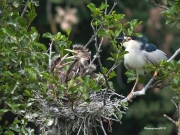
xmin=0 ymin=0 xmax=180 ymax=135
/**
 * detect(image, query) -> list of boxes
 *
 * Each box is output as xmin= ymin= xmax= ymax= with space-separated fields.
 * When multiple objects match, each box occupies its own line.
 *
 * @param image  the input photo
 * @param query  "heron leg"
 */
xmin=127 ymin=75 xmax=139 ymax=101
xmin=153 ymin=71 xmax=158 ymax=79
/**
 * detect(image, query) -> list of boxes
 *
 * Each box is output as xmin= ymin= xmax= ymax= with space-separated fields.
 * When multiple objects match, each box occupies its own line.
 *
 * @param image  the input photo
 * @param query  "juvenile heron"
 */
xmin=116 ymin=36 xmax=168 ymax=98
xmin=50 ymin=54 xmax=71 ymax=83
xmin=64 ymin=45 xmax=91 ymax=82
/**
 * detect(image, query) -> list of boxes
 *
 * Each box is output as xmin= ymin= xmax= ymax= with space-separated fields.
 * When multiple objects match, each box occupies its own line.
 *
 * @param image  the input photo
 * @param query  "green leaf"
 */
xmin=116 ymin=110 xmax=123 ymax=120
xmin=26 ymin=13 xmax=37 ymax=24
xmin=42 ymin=32 xmax=53 ymax=39
xmin=84 ymin=75 xmax=90 ymax=86
xmin=127 ymin=76 xmax=136 ymax=83
xmin=17 ymin=17 xmax=27 ymax=28
xmin=100 ymin=3 xmax=109 ymax=10
xmin=45 ymin=118 xmax=54 ymax=126
xmin=0 ymin=109 xmax=9 ymax=115
xmin=4 ymin=130 xmax=14 ymax=135
xmin=108 ymin=71 xmax=116 ymax=79
xmin=82 ymin=92 xmax=90 ymax=100
xmin=24 ymin=90 xmax=32 ymax=97
xmin=97 ymin=29 xmax=109 ymax=37
xmin=10 ymin=123 xmax=20 ymax=132
xmin=7 ymin=103 xmax=21 ymax=110
xmin=33 ymin=42 xmax=47 ymax=51
xmin=177 ymin=23 xmax=180 ymax=29
xmin=87 ymin=3 xmax=96 ymax=12
xmin=107 ymin=57 xmax=114 ymax=61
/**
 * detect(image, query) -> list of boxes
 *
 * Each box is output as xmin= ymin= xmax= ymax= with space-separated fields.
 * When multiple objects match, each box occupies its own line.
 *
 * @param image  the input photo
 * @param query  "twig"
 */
xmin=77 ymin=120 xmax=83 ymax=135
xmin=148 ymin=0 xmax=168 ymax=10
xmin=164 ymin=114 xmax=178 ymax=126
xmin=106 ymin=63 xmax=119 ymax=75
xmin=99 ymin=118 xmax=107 ymax=135
xmin=90 ymin=18 xmax=110 ymax=106
xmin=121 ymin=48 xmax=180 ymax=102
xmin=167 ymin=48 xmax=180 ymax=62
xmin=21 ymin=1 xmax=28 ymax=17
xmin=104 ymin=0 xmax=107 ymax=16
xmin=84 ymin=35 xmax=95 ymax=48
xmin=48 ymin=41 xmax=53 ymax=72
xmin=94 ymin=34 xmax=110 ymax=106
xmin=171 ymin=99 xmax=179 ymax=118
xmin=171 ymin=99 xmax=178 ymax=109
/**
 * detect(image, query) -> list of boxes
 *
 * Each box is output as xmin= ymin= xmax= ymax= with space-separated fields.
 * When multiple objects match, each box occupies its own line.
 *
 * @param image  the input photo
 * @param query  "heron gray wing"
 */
xmin=142 ymin=49 xmax=167 ymax=64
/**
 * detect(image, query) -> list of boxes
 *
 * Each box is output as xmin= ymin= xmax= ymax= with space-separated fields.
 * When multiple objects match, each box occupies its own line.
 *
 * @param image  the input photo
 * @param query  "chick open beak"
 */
xmin=64 ymin=49 xmax=78 ymax=54
xmin=64 ymin=49 xmax=78 ymax=59
xmin=61 ymin=53 xmax=69 ymax=61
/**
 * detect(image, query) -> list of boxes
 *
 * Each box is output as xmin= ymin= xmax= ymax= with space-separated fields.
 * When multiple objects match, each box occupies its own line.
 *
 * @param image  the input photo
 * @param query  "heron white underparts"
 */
xmin=116 ymin=36 xmax=168 ymax=100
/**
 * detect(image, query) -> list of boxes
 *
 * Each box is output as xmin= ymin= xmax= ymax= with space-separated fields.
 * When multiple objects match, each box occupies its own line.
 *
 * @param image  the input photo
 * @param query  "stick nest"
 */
xmin=32 ymin=45 xmax=127 ymax=135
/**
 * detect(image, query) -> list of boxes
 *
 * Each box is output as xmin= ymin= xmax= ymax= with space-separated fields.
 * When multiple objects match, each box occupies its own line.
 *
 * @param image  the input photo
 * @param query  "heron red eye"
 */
xmin=125 ymin=37 xmax=131 ymax=42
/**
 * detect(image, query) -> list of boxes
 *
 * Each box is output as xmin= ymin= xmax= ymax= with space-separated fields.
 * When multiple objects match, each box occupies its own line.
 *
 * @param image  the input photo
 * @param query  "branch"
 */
xmin=121 ymin=48 xmax=180 ymax=102
xmin=164 ymin=114 xmax=178 ymax=126
xmin=99 ymin=118 xmax=107 ymax=135
xmin=48 ymin=41 xmax=53 ymax=72
xmin=148 ymin=0 xmax=168 ymax=10
xmin=21 ymin=1 xmax=28 ymax=17
xmin=167 ymin=48 xmax=180 ymax=62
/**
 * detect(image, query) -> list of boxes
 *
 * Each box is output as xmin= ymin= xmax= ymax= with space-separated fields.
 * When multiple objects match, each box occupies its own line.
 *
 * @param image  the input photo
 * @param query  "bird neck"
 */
xmin=125 ymin=45 xmax=141 ymax=52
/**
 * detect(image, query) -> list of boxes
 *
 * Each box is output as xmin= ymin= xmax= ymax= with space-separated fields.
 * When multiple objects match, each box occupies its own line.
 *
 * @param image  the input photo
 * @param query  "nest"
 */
xmin=32 ymin=45 xmax=126 ymax=135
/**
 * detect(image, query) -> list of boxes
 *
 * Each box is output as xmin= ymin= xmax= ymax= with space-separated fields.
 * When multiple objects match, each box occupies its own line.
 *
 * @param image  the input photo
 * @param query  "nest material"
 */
xmin=34 ymin=44 xmax=126 ymax=135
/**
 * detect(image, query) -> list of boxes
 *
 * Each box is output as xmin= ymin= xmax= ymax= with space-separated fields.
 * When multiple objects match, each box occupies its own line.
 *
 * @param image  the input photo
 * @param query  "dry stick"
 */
xmin=171 ymin=99 xmax=178 ymax=109
xmin=104 ymin=0 xmax=107 ymax=16
xmin=164 ymin=114 xmax=178 ymax=126
xmin=93 ymin=32 xmax=110 ymax=106
xmin=77 ymin=120 xmax=83 ymax=135
xmin=171 ymin=99 xmax=179 ymax=120
xmin=21 ymin=1 xmax=28 ymax=17
xmin=99 ymin=118 xmax=107 ymax=135
xmin=121 ymin=48 xmax=180 ymax=102
xmin=148 ymin=0 xmax=168 ymax=10
xmin=48 ymin=41 xmax=53 ymax=72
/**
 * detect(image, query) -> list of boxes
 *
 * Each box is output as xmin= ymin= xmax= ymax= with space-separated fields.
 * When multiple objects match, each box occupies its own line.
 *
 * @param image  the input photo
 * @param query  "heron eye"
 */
xmin=126 ymin=37 xmax=131 ymax=42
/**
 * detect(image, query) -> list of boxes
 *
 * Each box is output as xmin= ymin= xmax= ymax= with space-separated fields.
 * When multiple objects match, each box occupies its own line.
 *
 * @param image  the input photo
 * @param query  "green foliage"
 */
xmin=163 ymin=0 xmax=180 ymax=28
xmin=1 ymin=0 xmax=179 ymax=134
xmin=87 ymin=2 xmax=142 ymax=91
xmin=0 ymin=0 xmax=49 ymax=134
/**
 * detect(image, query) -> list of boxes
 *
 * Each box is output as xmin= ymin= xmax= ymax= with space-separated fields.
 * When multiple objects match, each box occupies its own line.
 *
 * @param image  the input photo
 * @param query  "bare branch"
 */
xmin=104 ymin=0 xmax=107 ymax=16
xmin=164 ymin=114 xmax=178 ymax=126
xmin=48 ymin=41 xmax=53 ymax=72
xmin=121 ymin=48 xmax=180 ymax=102
xmin=84 ymin=35 xmax=95 ymax=48
xmin=99 ymin=118 xmax=107 ymax=135
xmin=171 ymin=99 xmax=178 ymax=109
xmin=21 ymin=1 xmax=28 ymax=17
xmin=148 ymin=0 xmax=168 ymax=10
xmin=167 ymin=48 xmax=180 ymax=62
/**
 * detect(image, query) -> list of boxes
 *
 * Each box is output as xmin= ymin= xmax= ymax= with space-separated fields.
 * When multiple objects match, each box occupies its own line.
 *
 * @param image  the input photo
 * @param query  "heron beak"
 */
xmin=116 ymin=37 xmax=124 ymax=43
xmin=65 ymin=56 xmax=77 ymax=59
xmin=64 ymin=49 xmax=78 ymax=54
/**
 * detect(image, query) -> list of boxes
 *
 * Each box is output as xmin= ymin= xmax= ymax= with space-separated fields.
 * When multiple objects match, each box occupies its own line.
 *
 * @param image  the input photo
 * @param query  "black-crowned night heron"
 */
xmin=116 ymin=36 xmax=168 ymax=99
